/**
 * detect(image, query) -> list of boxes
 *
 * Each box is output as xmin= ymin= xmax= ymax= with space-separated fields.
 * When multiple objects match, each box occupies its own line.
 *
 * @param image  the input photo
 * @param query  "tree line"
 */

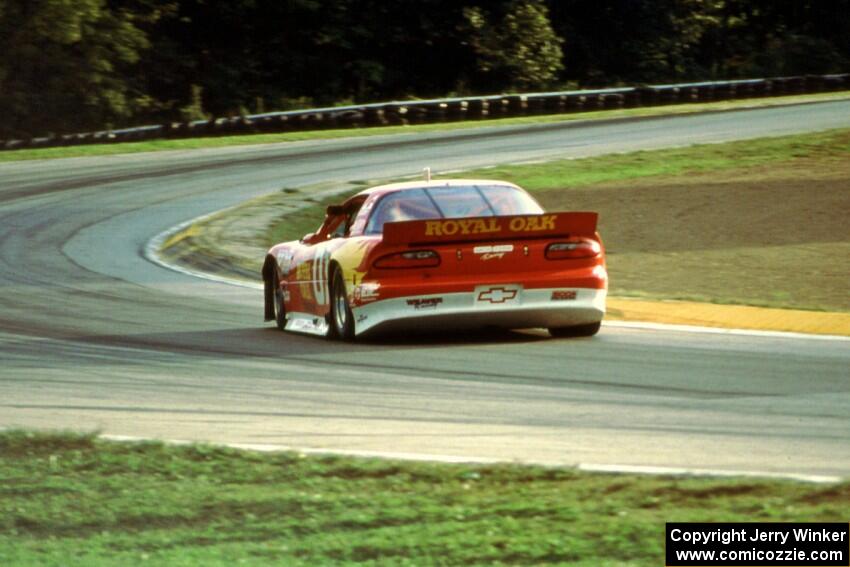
xmin=1 ymin=0 xmax=848 ymax=139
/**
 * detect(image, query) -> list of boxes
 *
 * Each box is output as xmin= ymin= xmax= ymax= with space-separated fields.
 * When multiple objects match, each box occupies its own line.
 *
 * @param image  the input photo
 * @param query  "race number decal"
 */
xmin=311 ymin=249 xmax=331 ymax=305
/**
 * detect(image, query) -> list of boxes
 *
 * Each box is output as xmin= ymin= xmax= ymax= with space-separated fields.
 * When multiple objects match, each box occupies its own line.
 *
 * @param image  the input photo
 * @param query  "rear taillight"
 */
xmin=373 ymin=250 xmax=441 ymax=269
xmin=545 ymin=238 xmax=601 ymax=260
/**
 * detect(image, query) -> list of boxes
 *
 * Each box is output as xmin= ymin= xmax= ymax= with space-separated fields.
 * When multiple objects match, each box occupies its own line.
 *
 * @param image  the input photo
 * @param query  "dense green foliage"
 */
xmin=1 ymin=0 xmax=848 ymax=138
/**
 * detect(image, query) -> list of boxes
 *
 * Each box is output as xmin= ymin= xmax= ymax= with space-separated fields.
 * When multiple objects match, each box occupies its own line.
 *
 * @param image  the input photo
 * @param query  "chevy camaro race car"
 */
xmin=262 ymin=179 xmax=607 ymax=339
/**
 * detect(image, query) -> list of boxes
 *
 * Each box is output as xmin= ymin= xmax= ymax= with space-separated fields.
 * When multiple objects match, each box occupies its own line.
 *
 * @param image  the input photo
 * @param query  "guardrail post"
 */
xmin=487 ymin=98 xmax=509 ymax=118
xmin=602 ymin=93 xmax=624 ymax=109
xmin=546 ymin=95 xmax=567 ymax=112
xmin=446 ymin=100 xmax=468 ymax=121
xmin=92 ymin=131 xmax=117 ymax=144
xmin=824 ymin=74 xmax=850 ymax=91
xmin=750 ymin=80 xmax=767 ymax=97
xmin=405 ymin=105 xmax=427 ymax=124
xmin=383 ymin=106 xmax=405 ymax=125
xmin=337 ymin=109 xmax=364 ymax=128
xmin=565 ymin=94 xmax=585 ymax=112
xmin=805 ymin=74 xmax=823 ymax=93
xmin=635 ymin=86 xmax=658 ymax=106
xmin=621 ymin=90 xmax=640 ymax=107
xmin=425 ymin=102 xmax=447 ymax=122
xmin=713 ymin=83 xmax=734 ymax=100
xmin=506 ymin=95 xmax=527 ymax=116
xmin=467 ymin=99 xmax=489 ymax=119
xmin=319 ymin=112 xmax=338 ymax=129
xmin=784 ymin=76 xmax=802 ymax=93
xmin=659 ymin=87 xmax=680 ymax=105
xmin=527 ymin=96 xmax=548 ymax=114
xmin=364 ymin=107 xmax=387 ymax=126
xmin=581 ymin=93 xmax=600 ymax=109
xmin=299 ymin=113 xmax=322 ymax=130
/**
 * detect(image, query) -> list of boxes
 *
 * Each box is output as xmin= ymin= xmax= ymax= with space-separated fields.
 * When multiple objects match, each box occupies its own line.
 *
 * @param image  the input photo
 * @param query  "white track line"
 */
xmin=577 ymin=463 xmax=841 ymax=484
xmin=604 ymin=320 xmax=850 ymax=342
xmin=144 ymin=209 xmax=263 ymax=290
xmin=99 ymin=434 xmax=842 ymax=484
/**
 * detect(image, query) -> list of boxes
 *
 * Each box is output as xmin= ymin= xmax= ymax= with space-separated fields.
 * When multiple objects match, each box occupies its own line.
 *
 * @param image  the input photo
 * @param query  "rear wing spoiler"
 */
xmin=382 ymin=212 xmax=598 ymax=246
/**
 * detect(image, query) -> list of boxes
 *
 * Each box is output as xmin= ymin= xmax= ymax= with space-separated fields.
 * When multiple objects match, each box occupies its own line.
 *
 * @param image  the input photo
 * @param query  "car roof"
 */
xmin=354 ymin=179 xmax=521 ymax=198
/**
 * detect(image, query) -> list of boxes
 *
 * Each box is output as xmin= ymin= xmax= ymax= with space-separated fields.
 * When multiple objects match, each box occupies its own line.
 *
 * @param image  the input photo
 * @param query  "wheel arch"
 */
xmin=327 ymin=259 xmax=342 ymax=287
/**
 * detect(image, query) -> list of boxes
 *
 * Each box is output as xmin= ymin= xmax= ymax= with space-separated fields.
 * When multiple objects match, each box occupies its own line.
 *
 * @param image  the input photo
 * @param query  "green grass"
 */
xmin=2 ymin=91 xmax=849 ymax=163
xmin=457 ymin=127 xmax=850 ymax=190
xmin=1 ymin=431 xmax=846 ymax=566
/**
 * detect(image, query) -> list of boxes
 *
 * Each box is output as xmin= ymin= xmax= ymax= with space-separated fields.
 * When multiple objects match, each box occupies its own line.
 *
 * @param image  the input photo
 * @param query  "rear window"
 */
xmin=365 ymin=185 xmax=542 ymax=234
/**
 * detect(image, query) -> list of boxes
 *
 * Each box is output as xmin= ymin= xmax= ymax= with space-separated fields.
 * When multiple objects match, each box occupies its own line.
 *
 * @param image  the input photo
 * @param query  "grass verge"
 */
xmin=1 ymin=430 xmax=847 ymax=566
xmin=2 ymin=91 xmax=849 ymax=163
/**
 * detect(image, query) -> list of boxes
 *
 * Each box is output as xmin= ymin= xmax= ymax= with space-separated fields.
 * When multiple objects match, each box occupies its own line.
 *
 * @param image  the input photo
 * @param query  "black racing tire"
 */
xmin=548 ymin=321 xmax=601 ymax=338
xmin=329 ymin=269 xmax=355 ymax=341
xmin=272 ymin=271 xmax=287 ymax=331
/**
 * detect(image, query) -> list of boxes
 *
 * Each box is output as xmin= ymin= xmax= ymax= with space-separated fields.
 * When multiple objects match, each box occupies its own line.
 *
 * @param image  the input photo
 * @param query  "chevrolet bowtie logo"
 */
xmin=477 ymin=287 xmax=518 ymax=303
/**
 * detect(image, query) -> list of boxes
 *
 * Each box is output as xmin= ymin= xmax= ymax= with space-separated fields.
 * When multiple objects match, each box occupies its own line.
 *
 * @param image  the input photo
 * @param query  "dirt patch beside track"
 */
xmin=536 ymin=158 xmax=850 ymax=313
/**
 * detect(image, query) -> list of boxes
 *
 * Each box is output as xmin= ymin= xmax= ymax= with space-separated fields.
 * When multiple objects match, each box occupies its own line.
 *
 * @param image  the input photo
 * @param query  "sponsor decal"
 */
xmin=551 ymin=290 xmax=577 ymax=301
xmin=480 ymin=253 xmax=505 ymax=261
xmin=507 ymin=216 xmax=556 ymax=232
xmin=353 ymin=282 xmax=381 ymax=303
xmin=296 ymin=262 xmax=313 ymax=301
xmin=474 ymin=244 xmax=513 ymax=261
xmin=477 ymin=287 xmax=518 ymax=304
xmin=424 ymin=215 xmax=555 ymax=237
xmin=357 ymin=313 xmax=368 ymax=323
xmin=406 ymin=298 xmax=443 ymax=310
xmin=473 ymin=244 xmax=514 ymax=254
xmin=276 ymin=250 xmax=294 ymax=274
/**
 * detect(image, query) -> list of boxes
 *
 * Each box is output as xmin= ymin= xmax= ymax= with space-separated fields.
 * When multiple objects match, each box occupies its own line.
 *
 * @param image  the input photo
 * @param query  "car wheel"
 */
xmin=330 ymin=269 xmax=355 ymax=340
xmin=548 ymin=321 xmax=601 ymax=338
xmin=272 ymin=271 xmax=286 ymax=331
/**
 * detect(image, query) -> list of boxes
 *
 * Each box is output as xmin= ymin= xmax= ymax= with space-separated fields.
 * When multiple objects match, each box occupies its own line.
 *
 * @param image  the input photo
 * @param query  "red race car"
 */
xmin=262 ymin=178 xmax=607 ymax=339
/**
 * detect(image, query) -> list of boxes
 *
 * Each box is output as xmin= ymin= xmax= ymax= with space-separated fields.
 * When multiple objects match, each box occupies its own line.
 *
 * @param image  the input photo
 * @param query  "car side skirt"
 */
xmin=352 ymin=287 xmax=606 ymax=337
xmin=284 ymin=311 xmax=330 ymax=336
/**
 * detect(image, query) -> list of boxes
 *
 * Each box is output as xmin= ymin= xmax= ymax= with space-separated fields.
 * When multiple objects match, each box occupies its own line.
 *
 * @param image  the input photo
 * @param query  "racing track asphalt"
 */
xmin=1 ymin=101 xmax=849 ymax=478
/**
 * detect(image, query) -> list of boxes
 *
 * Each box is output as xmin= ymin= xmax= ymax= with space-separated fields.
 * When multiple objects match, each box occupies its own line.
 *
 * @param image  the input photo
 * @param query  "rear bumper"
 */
xmin=351 ymin=286 xmax=606 ymax=337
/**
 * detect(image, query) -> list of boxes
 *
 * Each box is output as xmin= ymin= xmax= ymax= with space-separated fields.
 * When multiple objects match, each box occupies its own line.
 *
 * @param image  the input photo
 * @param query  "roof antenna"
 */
xmin=423 ymin=167 xmax=432 ymax=182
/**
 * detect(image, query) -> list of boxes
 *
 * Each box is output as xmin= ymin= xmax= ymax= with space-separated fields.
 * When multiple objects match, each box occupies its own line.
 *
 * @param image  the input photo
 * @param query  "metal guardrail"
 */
xmin=2 ymin=73 xmax=848 ymax=151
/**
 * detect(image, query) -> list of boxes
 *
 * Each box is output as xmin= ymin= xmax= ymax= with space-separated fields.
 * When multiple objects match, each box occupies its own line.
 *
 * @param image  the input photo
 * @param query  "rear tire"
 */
xmin=548 ymin=321 xmax=601 ymax=338
xmin=329 ymin=269 xmax=355 ymax=341
xmin=272 ymin=271 xmax=287 ymax=331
